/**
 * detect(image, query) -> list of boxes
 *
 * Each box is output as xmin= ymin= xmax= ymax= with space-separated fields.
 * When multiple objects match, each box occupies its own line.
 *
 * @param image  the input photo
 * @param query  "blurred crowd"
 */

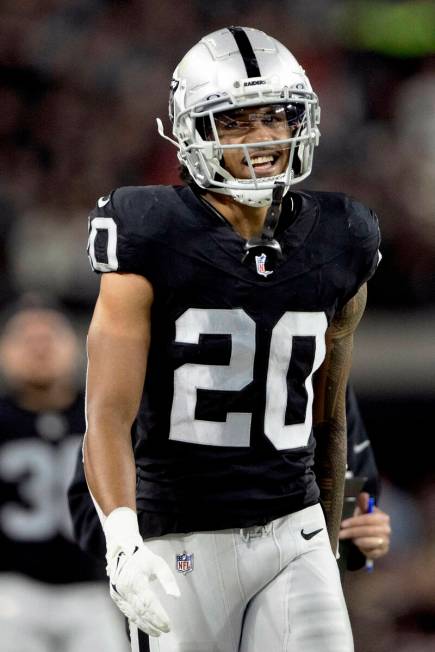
xmin=0 ymin=1 xmax=435 ymax=651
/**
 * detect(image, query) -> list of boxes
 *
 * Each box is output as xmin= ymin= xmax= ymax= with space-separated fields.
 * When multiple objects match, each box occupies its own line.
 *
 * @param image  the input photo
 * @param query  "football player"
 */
xmin=84 ymin=27 xmax=381 ymax=651
xmin=0 ymin=300 xmax=128 ymax=652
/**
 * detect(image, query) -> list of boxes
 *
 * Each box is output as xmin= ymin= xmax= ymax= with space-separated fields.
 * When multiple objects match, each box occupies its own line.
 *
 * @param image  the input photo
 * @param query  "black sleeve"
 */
xmin=342 ymin=384 xmax=380 ymax=572
xmin=67 ymin=443 xmax=106 ymax=562
xmin=338 ymin=197 xmax=381 ymax=310
xmin=346 ymin=384 xmax=380 ymax=499
xmin=86 ymin=186 xmax=166 ymax=285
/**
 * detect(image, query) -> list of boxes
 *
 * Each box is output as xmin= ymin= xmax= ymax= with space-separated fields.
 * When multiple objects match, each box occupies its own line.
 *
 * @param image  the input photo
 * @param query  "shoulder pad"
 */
xmin=309 ymin=191 xmax=381 ymax=308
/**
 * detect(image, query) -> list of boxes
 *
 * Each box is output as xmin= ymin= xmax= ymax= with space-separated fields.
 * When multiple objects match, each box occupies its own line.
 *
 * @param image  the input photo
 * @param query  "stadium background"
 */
xmin=1 ymin=1 xmax=434 ymax=650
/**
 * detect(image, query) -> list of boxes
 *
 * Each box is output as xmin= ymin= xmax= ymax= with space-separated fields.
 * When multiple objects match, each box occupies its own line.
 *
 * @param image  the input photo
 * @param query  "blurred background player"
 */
xmin=0 ymin=298 xmax=128 ymax=652
xmin=339 ymin=385 xmax=390 ymax=573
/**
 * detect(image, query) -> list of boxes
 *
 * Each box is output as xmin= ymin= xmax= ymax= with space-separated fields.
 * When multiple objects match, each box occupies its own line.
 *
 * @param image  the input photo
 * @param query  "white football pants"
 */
xmin=0 ymin=574 xmax=129 ymax=652
xmin=129 ymin=503 xmax=353 ymax=652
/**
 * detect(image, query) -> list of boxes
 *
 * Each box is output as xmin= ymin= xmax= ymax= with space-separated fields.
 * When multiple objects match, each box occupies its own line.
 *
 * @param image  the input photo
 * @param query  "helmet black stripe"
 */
xmin=228 ymin=27 xmax=261 ymax=78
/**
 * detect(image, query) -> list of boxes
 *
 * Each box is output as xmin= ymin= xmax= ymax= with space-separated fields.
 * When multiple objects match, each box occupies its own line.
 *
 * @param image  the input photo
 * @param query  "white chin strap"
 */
xmin=206 ymin=174 xmax=290 ymax=208
xmin=210 ymin=185 xmax=274 ymax=207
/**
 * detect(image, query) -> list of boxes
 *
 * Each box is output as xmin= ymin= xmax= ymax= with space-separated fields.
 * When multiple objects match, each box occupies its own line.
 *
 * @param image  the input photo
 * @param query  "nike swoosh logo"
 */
xmin=97 ymin=195 xmax=110 ymax=208
xmin=353 ymin=440 xmax=370 ymax=455
xmin=301 ymin=527 xmax=323 ymax=540
xmin=115 ymin=551 xmax=125 ymax=570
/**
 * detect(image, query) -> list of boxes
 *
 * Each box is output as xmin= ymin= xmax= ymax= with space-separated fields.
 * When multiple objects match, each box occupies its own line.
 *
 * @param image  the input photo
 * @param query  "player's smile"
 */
xmin=242 ymin=147 xmax=289 ymax=177
xmin=220 ymin=144 xmax=289 ymax=181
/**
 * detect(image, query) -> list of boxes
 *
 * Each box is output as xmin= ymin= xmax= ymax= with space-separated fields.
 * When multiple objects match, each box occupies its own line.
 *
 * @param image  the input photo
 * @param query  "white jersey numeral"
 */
xmin=88 ymin=216 xmax=119 ymax=272
xmin=265 ymin=312 xmax=326 ymax=449
xmin=170 ymin=308 xmax=327 ymax=450
xmin=0 ymin=437 xmax=81 ymax=541
xmin=171 ymin=308 xmax=255 ymax=446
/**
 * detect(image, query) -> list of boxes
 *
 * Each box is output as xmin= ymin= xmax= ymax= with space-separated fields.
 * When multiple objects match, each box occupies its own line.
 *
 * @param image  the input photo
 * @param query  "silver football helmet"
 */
xmin=157 ymin=26 xmax=321 ymax=207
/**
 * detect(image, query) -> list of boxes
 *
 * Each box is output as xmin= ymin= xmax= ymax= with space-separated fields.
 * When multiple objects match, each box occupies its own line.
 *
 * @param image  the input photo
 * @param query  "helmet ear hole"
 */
xmin=293 ymin=147 xmax=302 ymax=176
xmin=195 ymin=116 xmax=212 ymax=140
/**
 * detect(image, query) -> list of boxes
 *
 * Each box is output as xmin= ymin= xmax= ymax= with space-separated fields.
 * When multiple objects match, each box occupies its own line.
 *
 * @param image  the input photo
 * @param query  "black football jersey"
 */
xmin=88 ymin=185 xmax=380 ymax=538
xmin=341 ymin=384 xmax=380 ymax=571
xmin=346 ymin=384 xmax=379 ymax=499
xmin=0 ymin=394 xmax=104 ymax=583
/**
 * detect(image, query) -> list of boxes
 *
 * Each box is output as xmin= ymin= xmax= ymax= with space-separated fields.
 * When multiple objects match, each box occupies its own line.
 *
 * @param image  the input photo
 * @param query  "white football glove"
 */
xmin=104 ymin=507 xmax=180 ymax=637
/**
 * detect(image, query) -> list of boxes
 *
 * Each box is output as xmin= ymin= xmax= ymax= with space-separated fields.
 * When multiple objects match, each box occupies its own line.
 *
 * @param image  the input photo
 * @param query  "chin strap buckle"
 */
xmin=241 ymin=182 xmax=285 ymax=272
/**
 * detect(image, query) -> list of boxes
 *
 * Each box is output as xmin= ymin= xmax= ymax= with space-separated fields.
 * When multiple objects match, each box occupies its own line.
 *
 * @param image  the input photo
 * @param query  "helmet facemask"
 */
xmin=168 ymin=90 xmax=319 ymax=207
xmin=194 ymin=98 xmax=317 ymax=203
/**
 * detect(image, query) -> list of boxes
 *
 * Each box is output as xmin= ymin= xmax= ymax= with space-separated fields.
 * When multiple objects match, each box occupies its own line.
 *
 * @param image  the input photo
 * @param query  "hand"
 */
xmin=339 ymin=491 xmax=391 ymax=560
xmin=108 ymin=541 xmax=180 ymax=636
xmin=104 ymin=508 xmax=180 ymax=636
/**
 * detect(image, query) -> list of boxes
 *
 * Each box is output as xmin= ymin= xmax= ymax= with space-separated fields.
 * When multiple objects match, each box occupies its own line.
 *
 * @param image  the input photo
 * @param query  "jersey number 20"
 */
xmin=170 ymin=308 xmax=327 ymax=450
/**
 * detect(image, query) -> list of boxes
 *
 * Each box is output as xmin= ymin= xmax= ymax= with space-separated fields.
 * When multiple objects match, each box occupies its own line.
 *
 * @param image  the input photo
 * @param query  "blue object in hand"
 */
xmin=365 ymin=496 xmax=375 ymax=572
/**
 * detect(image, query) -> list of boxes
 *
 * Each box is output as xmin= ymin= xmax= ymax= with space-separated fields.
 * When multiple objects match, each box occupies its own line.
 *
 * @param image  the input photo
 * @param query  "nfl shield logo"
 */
xmin=176 ymin=551 xmax=194 ymax=574
xmin=255 ymin=253 xmax=273 ymax=277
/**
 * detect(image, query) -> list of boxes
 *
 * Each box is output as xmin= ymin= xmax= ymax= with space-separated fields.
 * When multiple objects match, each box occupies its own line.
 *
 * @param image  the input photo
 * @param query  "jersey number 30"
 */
xmin=170 ymin=308 xmax=327 ymax=450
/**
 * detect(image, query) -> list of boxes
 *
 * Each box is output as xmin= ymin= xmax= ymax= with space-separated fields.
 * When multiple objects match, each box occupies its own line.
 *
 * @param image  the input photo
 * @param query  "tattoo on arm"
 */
xmin=314 ymin=284 xmax=367 ymax=551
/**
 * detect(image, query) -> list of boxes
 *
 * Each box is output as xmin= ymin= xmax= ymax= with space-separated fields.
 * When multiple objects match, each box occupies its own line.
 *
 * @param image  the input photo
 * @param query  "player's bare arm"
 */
xmin=84 ymin=272 xmax=153 ymax=515
xmin=84 ymin=273 xmax=179 ymax=637
xmin=314 ymin=283 xmax=367 ymax=551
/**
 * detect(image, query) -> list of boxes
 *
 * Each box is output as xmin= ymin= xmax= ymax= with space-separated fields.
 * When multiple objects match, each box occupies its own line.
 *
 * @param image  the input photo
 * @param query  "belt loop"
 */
xmin=240 ymin=523 xmax=272 ymax=542
xmin=240 ymin=528 xmax=249 ymax=543
xmin=263 ymin=522 xmax=272 ymax=536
